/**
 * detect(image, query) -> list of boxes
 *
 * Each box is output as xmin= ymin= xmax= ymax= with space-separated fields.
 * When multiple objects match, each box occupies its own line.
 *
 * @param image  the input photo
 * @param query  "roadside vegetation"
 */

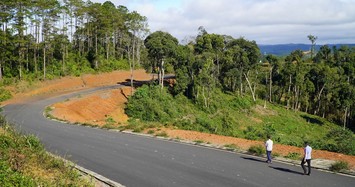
xmin=0 ymin=116 xmax=93 ymax=186
xmin=125 ymin=85 xmax=355 ymax=156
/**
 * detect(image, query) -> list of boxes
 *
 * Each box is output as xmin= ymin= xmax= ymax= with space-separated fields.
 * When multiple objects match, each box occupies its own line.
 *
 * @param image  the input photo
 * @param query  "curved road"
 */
xmin=1 ymin=86 xmax=354 ymax=187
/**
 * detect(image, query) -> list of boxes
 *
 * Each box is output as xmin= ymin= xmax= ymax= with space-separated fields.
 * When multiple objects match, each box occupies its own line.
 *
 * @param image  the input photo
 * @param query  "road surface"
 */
xmin=1 ymin=86 xmax=354 ymax=187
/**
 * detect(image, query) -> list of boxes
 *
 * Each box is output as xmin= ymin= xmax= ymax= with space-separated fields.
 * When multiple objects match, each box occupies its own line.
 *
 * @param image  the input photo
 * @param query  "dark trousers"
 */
xmin=266 ymin=151 xmax=272 ymax=162
xmin=301 ymin=158 xmax=311 ymax=175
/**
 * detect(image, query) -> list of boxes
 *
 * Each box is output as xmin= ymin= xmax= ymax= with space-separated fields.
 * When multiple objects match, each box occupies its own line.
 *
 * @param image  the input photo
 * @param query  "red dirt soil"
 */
xmin=3 ymin=70 xmax=355 ymax=170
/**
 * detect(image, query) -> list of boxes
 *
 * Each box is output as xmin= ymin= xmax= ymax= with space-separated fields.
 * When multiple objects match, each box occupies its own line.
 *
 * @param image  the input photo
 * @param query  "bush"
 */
xmin=285 ymin=152 xmax=301 ymax=160
xmin=329 ymin=161 xmax=350 ymax=172
xmin=243 ymin=126 xmax=263 ymax=140
xmin=248 ymin=145 xmax=265 ymax=156
xmin=126 ymin=85 xmax=181 ymax=123
xmin=0 ymin=87 xmax=12 ymax=102
xmin=326 ymin=129 xmax=355 ymax=155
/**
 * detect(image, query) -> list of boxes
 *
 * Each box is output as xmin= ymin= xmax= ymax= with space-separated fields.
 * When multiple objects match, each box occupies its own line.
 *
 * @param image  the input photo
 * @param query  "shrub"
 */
xmin=326 ymin=129 xmax=355 ymax=155
xmin=0 ymin=88 xmax=12 ymax=102
xmin=105 ymin=117 xmax=116 ymax=126
xmin=243 ymin=126 xmax=262 ymax=140
xmin=155 ymin=131 xmax=168 ymax=138
xmin=329 ymin=161 xmax=350 ymax=172
xmin=285 ymin=152 xmax=301 ymax=160
xmin=248 ymin=145 xmax=265 ymax=156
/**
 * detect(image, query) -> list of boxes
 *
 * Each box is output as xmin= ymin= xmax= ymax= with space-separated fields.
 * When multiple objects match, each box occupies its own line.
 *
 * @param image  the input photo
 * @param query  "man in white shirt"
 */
xmin=301 ymin=141 xmax=312 ymax=175
xmin=265 ymin=135 xmax=273 ymax=163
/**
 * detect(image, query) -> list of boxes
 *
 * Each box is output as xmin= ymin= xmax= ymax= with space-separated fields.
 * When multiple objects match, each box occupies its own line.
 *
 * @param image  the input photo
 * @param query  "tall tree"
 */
xmin=144 ymin=31 xmax=178 ymax=89
xmin=126 ymin=11 xmax=148 ymax=94
xmin=265 ymin=54 xmax=278 ymax=102
xmin=308 ymin=34 xmax=318 ymax=59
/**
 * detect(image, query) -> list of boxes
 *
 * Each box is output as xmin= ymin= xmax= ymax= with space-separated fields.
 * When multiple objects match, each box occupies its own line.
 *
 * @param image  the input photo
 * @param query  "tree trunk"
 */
xmin=161 ymin=59 xmax=165 ymax=89
xmin=95 ymin=32 xmax=98 ymax=69
xmin=0 ymin=60 xmax=2 ymax=81
xmin=43 ymin=43 xmax=46 ymax=80
xmin=315 ymin=84 xmax=326 ymax=115
xmin=286 ymin=75 xmax=292 ymax=109
xmin=343 ymin=107 xmax=348 ymax=130
xmin=244 ymin=72 xmax=256 ymax=102
xmin=130 ymin=37 xmax=136 ymax=95
xmin=269 ymin=66 xmax=273 ymax=102
xmin=106 ymin=32 xmax=109 ymax=60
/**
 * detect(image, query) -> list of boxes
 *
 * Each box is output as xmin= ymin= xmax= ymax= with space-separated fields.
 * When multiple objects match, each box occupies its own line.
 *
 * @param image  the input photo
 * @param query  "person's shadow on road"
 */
xmin=241 ymin=156 xmax=266 ymax=163
xmin=269 ymin=166 xmax=304 ymax=175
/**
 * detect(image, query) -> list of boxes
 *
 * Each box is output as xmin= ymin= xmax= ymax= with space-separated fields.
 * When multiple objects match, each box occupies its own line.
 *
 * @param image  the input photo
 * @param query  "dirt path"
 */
xmin=3 ymin=70 xmax=355 ymax=170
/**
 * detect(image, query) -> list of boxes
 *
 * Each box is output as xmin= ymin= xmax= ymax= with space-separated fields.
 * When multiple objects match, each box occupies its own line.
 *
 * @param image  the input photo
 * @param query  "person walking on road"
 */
xmin=301 ymin=141 xmax=312 ymax=175
xmin=265 ymin=135 xmax=273 ymax=163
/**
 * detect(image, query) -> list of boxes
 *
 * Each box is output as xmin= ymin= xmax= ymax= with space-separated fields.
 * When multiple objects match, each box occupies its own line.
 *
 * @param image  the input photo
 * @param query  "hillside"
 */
xmin=258 ymin=43 xmax=355 ymax=56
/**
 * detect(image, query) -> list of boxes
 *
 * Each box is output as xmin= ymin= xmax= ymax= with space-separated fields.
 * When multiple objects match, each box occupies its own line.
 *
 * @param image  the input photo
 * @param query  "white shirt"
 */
xmin=305 ymin=145 xmax=312 ymax=159
xmin=265 ymin=139 xmax=273 ymax=151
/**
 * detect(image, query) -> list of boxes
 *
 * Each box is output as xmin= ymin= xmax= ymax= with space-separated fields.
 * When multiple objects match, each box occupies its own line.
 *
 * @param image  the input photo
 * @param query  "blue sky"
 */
xmin=93 ymin=0 xmax=355 ymax=45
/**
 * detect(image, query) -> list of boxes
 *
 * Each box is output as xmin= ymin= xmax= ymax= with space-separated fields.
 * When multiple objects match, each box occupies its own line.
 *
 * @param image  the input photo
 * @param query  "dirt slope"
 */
xmin=3 ymin=70 xmax=355 ymax=169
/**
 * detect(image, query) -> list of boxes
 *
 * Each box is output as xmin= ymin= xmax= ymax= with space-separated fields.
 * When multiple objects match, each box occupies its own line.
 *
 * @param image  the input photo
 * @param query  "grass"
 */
xmin=248 ymin=145 xmax=265 ymax=156
xmin=329 ymin=161 xmax=350 ymax=172
xmin=224 ymin=144 xmax=240 ymax=151
xmin=0 ymin=116 xmax=93 ymax=186
xmin=147 ymin=130 xmax=155 ymax=134
xmin=194 ymin=140 xmax=204 ymax=144
xmin=285 ymin=152 xmax=301 ymax=160
xmin=155 ymin=131 xmax=168 ymax=138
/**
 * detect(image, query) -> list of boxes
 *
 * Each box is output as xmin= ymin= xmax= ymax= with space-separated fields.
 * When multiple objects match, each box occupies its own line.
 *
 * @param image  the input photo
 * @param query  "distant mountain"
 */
xmin=258 ymin=43 xmax=355 ymax=56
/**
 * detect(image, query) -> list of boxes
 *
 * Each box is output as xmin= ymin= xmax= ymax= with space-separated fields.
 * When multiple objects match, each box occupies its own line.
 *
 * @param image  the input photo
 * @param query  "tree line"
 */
xmin=0 ymin=0 xmax=148 ymax=81
xmin=1 ymin=1 xmax=354 ymax=131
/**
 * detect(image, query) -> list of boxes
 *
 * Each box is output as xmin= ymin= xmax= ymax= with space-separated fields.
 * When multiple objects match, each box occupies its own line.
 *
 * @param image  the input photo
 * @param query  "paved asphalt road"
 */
xmin=1 ymin=86 xmax=355 ymax=187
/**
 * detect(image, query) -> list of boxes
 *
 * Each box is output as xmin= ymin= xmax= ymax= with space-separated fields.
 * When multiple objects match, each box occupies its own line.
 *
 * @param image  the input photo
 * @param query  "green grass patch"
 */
xmin=147 ymin=130 xmax=155 ymax=134
xmin=224 ymin=144 xmax=240 ymax=151
xmin=0 ymin=87 xmax=12 ymax=102
xmin=0 ymin=116 xmax=93 ymax=186
xmin=194 ymin=140 xmax=204 ymax=144
xmin=155 ymin=131 xmax=168 ymax=138
xmin=248 ymin=145 xmax=265 ymax=156
xmin=285 ymin=152 xmax=301 ymax=160
xmin=329 ymin=161 xmax=350 ymax=172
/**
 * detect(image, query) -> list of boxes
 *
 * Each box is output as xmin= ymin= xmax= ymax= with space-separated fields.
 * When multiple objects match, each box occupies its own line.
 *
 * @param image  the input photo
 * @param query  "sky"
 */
xmin=92 ymin=0 xmax=355 ymax=45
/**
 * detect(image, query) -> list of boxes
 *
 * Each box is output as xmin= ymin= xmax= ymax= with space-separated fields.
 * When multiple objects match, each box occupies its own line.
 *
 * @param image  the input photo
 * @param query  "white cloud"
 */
xmin=92 ymin=0 xmax=355 ymax=44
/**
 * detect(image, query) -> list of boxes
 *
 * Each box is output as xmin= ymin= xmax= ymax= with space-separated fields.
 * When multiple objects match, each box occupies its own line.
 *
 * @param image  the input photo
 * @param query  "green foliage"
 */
xmin=147 ymin=130 xmax=155 ymax=134
xmin=243 ymin=126 xmax=261 ymax=140
xmin=329 ymin=161 xmax=350 ymax=172
xmin=285 ymin=152 xmax=301 ymax=160
xmin=105 ymin=116 xmax=116 ymax=126
xmin=248 ymin=145 xmax=265 ymax=156
xmin=0 ymin=161 xmax=35 ymax=187
xmin=224 ymin=144 xmax=240 ymax=151
xmin=126 ymin=85 xmax=182 ymax=123
xmin=0 ymin=116 xmax=93 ymax=186
xmin=194 ymin=140 xmax=204 ymax=144
xmin=325 ymin=129 xmax=355 ymax=155
xmin=155 ymin=131 xmax=168 ymax=138
xmin=0 ymin=87 xmax=12 ymax=102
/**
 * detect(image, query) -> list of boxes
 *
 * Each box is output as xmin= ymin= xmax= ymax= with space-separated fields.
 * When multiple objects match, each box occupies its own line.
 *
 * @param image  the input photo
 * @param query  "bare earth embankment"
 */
xmin=3 ymin=70 xmax=355 ymax=170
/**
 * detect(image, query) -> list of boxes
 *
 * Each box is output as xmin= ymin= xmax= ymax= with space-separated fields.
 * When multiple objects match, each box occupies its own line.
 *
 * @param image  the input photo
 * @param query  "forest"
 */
xmin=0 ymin=0 xmax=355 ymax=133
